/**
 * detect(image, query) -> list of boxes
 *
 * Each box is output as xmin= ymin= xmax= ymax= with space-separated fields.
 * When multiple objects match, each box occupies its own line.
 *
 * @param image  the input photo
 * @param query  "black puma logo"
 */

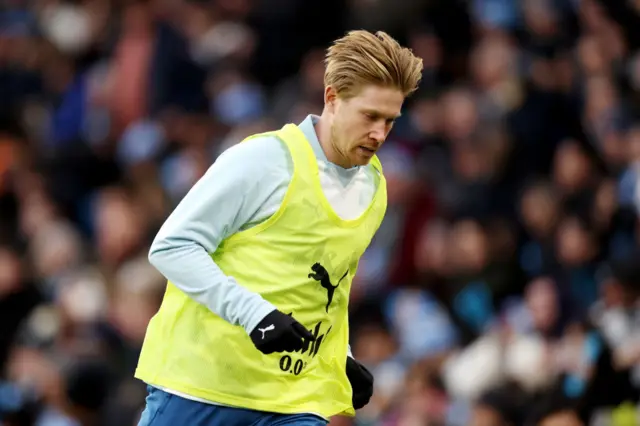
xmin=308 ymin=263 xmax=349 ymax=312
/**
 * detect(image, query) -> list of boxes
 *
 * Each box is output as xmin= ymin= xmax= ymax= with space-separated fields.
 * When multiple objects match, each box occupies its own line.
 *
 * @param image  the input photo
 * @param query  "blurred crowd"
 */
xmin=4 ymin=0 xmax=640 ymax=425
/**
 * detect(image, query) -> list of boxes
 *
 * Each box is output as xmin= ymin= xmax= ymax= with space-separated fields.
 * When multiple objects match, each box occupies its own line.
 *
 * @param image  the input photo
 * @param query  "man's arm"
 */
xmin=148 ymin=136 xmax=290 ymax=335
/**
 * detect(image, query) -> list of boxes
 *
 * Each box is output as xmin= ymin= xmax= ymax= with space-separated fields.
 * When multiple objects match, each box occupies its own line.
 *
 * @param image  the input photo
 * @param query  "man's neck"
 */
xmin=314 ymin=112 xmax=351 ymax=169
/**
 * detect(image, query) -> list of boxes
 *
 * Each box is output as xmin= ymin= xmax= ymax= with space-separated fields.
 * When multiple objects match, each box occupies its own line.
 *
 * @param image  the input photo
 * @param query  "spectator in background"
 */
xmin=528 ymin=398 xmax=585 ymax=426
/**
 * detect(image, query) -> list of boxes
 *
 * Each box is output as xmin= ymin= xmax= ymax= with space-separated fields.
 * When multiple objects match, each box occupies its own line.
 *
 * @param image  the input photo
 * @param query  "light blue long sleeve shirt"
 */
xmin=148 ymin=115 xmax=377 ymax=338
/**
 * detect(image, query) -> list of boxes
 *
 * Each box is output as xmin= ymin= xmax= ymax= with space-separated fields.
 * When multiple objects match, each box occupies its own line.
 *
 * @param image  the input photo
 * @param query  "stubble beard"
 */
xmin=329 ymin=121 xmax=352 ymax=167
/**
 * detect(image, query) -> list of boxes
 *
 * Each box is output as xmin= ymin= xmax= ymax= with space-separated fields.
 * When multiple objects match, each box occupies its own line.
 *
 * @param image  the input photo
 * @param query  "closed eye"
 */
xmin=363 ymin=112 xmax=397 ymax=125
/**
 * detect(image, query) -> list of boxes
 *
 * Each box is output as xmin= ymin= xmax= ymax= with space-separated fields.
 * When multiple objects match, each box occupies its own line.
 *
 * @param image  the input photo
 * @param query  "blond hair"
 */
xmin=324 ymin=30 xmax=424 ymax=99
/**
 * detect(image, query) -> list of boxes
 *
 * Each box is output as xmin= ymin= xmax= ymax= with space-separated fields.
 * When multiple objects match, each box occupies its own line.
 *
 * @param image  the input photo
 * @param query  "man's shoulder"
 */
xmin=219 ymin=134 xmax=290 ymax=166
xmin=214 ymin=133 xmax=292 ymax=182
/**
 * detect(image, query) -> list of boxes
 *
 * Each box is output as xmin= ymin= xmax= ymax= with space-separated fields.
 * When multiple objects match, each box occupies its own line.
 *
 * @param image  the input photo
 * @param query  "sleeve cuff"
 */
xmin=243 ymin=300 xmax=278 ymax=335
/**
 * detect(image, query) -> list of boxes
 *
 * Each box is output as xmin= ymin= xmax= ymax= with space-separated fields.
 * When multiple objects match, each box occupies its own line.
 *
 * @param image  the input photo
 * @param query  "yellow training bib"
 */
xmin=135 ymin=123 xmax=387 ymax=419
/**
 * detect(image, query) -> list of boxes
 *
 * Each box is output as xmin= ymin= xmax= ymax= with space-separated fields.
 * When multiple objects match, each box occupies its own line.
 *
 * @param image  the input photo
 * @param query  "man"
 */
xmin=135 ymin=30 xmax=423 ymax=426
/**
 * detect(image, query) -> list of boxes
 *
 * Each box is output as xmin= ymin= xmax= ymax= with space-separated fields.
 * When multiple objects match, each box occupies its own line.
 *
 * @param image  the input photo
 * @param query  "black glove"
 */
xmin=346 ymin=357 xmax=374 ymax=410
xmin=249 ymin=310 xmax=315 ymax=354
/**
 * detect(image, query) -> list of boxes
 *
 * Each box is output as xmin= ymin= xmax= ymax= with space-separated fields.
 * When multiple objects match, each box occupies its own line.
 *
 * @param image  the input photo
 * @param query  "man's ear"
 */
xmin=324 ymin=86 xmax=338 ymax=113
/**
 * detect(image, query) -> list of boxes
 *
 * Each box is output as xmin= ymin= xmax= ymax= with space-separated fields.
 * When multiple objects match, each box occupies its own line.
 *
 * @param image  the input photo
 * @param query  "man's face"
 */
xmin=327 ymin=85 xmax=404 ymax=167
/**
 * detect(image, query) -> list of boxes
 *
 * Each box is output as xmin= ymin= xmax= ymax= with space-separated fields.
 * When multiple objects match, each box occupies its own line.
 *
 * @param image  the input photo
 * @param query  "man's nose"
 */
xmin=369 ymin=122 xmax=387 ymax=143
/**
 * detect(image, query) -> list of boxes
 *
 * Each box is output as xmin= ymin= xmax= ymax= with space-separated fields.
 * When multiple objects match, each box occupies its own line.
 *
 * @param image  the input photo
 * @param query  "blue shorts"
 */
xmin=137 ymin=386 xmax=328 ymax=426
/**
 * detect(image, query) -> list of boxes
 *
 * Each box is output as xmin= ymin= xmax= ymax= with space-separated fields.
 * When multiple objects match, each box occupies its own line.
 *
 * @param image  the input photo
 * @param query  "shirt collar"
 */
xmin=297 ymin=114 xmax=328 ymax=162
